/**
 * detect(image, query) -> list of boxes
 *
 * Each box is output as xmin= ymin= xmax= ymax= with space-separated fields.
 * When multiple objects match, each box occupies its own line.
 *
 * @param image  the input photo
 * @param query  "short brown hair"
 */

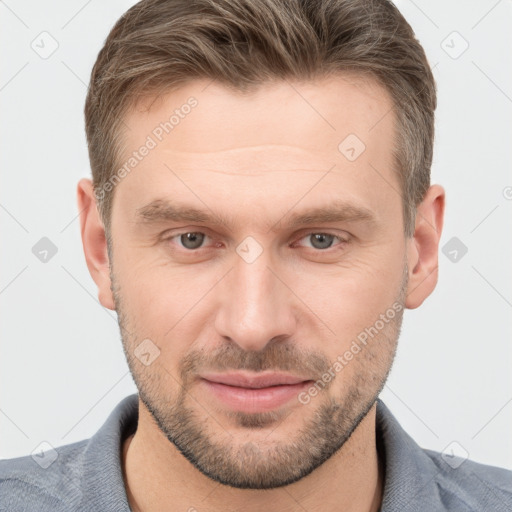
xmin=84 ymin=0 xmax=436 ymax=238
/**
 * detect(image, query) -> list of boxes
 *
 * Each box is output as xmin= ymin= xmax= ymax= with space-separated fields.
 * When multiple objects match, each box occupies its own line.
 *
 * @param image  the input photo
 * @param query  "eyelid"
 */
xmin=163 ymin=230 xmax=214 ymax=249
xmin=162 ymin=228 xmax=350 ymax=251
xmin=293 ymin=230 xmax=350 ymax=249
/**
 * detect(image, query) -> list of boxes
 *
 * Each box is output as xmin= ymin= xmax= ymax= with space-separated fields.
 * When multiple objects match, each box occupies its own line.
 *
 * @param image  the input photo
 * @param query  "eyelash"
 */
xmin=162 ymin=230 xmax=349 ymax=252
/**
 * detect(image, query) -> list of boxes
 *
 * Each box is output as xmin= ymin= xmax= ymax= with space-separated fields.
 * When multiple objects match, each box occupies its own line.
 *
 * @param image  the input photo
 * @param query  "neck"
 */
xmin=122 ymin=400 xmax=383 ymax=512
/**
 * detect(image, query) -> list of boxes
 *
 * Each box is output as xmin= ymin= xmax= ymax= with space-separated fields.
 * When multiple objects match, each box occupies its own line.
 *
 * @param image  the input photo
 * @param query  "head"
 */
xmin=78 ymin=0 xmax=444 ymax=490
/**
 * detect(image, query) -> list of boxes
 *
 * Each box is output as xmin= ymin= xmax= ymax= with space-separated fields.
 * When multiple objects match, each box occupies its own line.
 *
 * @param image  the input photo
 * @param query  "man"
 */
xmin=1 ymin=0 xmax=511 ymax=510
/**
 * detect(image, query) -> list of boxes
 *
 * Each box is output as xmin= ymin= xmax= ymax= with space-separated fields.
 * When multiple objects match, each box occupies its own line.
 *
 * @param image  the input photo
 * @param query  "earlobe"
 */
xmin=76 ymin=178 xmax=115 ymax=310
xmin=405 ymin=184 xmax=445 ymax=309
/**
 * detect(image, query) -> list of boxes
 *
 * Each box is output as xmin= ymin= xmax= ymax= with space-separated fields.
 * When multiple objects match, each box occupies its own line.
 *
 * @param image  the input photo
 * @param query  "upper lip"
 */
xmin=200 ymin=371 xmax=312 ymax=389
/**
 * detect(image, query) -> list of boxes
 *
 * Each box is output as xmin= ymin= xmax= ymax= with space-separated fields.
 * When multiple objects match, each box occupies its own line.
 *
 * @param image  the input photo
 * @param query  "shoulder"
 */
xmin=376 ymin=399 xmax=512 ymax=511
xmin=424 ymin=448 xmax=512 ymax=510
xmin=0 ymin=394 xmax=138 ymax=512
xmin=0 ymin=439 xmax=88 ymax=511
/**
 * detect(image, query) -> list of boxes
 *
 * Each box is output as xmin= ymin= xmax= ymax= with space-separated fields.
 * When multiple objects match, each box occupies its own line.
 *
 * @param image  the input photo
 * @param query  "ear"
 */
xmin=405 ymin=184 xmax=445 ymax=309
xmin=77 ymin=178 xmax=115 ymax=310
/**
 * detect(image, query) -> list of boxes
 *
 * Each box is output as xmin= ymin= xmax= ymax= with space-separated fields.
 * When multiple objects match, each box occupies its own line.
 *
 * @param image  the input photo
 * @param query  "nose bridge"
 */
xmin=214 ymin=241 xmax=295 ymax=350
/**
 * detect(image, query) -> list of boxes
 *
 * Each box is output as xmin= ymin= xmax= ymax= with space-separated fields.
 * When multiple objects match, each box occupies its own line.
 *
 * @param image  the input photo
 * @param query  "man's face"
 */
xmin=109 ymin=75 xmax=408 ymax=489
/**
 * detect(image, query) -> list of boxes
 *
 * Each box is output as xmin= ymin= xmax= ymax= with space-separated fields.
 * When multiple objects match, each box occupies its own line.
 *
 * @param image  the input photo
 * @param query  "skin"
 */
xmin=77 ymin=74 xmax=444 ymax=512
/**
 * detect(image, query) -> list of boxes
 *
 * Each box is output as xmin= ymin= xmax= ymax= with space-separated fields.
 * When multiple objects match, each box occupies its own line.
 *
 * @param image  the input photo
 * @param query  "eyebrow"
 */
xmin=134 ymin=198 xmax=377 ymax=232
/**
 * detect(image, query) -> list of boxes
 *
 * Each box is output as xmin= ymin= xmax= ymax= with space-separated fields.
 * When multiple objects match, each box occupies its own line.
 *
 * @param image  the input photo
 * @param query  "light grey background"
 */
xmin=1 ymin=0 xmax=511 ymax=471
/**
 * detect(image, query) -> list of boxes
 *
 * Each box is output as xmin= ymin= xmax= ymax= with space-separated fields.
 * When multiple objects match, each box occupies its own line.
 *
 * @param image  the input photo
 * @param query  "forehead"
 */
xmin=124 ymin=73 xmax=394 ymax=153
xmin=113 ymin=74 xmax=399 ymax=226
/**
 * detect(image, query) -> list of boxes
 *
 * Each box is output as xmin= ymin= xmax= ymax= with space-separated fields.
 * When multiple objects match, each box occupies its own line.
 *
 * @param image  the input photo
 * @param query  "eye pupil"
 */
xmin=180 ymin=232 xmax=204 ymax=249
xmin=310 ymin=233 xmax=334 ymax=250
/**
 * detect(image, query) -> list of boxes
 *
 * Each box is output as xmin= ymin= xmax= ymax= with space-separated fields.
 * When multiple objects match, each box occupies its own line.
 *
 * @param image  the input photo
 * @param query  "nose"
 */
xmin=214 ymin=245 xmax=297 ymax=352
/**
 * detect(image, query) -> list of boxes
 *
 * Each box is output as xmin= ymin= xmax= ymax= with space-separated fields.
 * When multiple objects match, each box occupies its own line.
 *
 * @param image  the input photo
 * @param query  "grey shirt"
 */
xmin=1 ymin=394 xmax=511 ymax=511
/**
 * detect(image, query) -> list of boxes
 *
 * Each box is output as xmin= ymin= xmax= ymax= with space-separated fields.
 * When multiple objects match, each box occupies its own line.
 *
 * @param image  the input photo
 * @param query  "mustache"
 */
xmin=179 ymin=340 xmax=331 ymax=383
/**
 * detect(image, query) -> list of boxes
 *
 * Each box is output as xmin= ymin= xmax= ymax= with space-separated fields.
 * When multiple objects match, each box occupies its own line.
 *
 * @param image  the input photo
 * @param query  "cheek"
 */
xmin=294 ymin=250 xmax=404 ymax=343
xmin=116 ymin=258 xmax=219 ymax=347
xmin=115 ymin=229 xmax=405 ymax=348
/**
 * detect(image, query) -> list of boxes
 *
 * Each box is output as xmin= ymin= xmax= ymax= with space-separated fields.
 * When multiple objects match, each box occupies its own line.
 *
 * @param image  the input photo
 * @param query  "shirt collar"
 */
xmin=375 ymin=398 xmax=441 ymax=511
xmin=81 ymin=394 xmax=137 ymax=511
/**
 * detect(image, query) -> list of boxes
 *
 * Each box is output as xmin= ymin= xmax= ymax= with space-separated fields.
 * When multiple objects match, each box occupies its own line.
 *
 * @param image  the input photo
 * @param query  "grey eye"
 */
xmin=180 ymin=232 xmax=205 ymax=249
xmin=308 ymin=233 xmax=336 ymax=250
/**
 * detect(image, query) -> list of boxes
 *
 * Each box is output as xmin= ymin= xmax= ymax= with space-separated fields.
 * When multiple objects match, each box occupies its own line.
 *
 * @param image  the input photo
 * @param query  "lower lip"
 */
xmin=200 ymin=379 xmax=312 ymax=413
